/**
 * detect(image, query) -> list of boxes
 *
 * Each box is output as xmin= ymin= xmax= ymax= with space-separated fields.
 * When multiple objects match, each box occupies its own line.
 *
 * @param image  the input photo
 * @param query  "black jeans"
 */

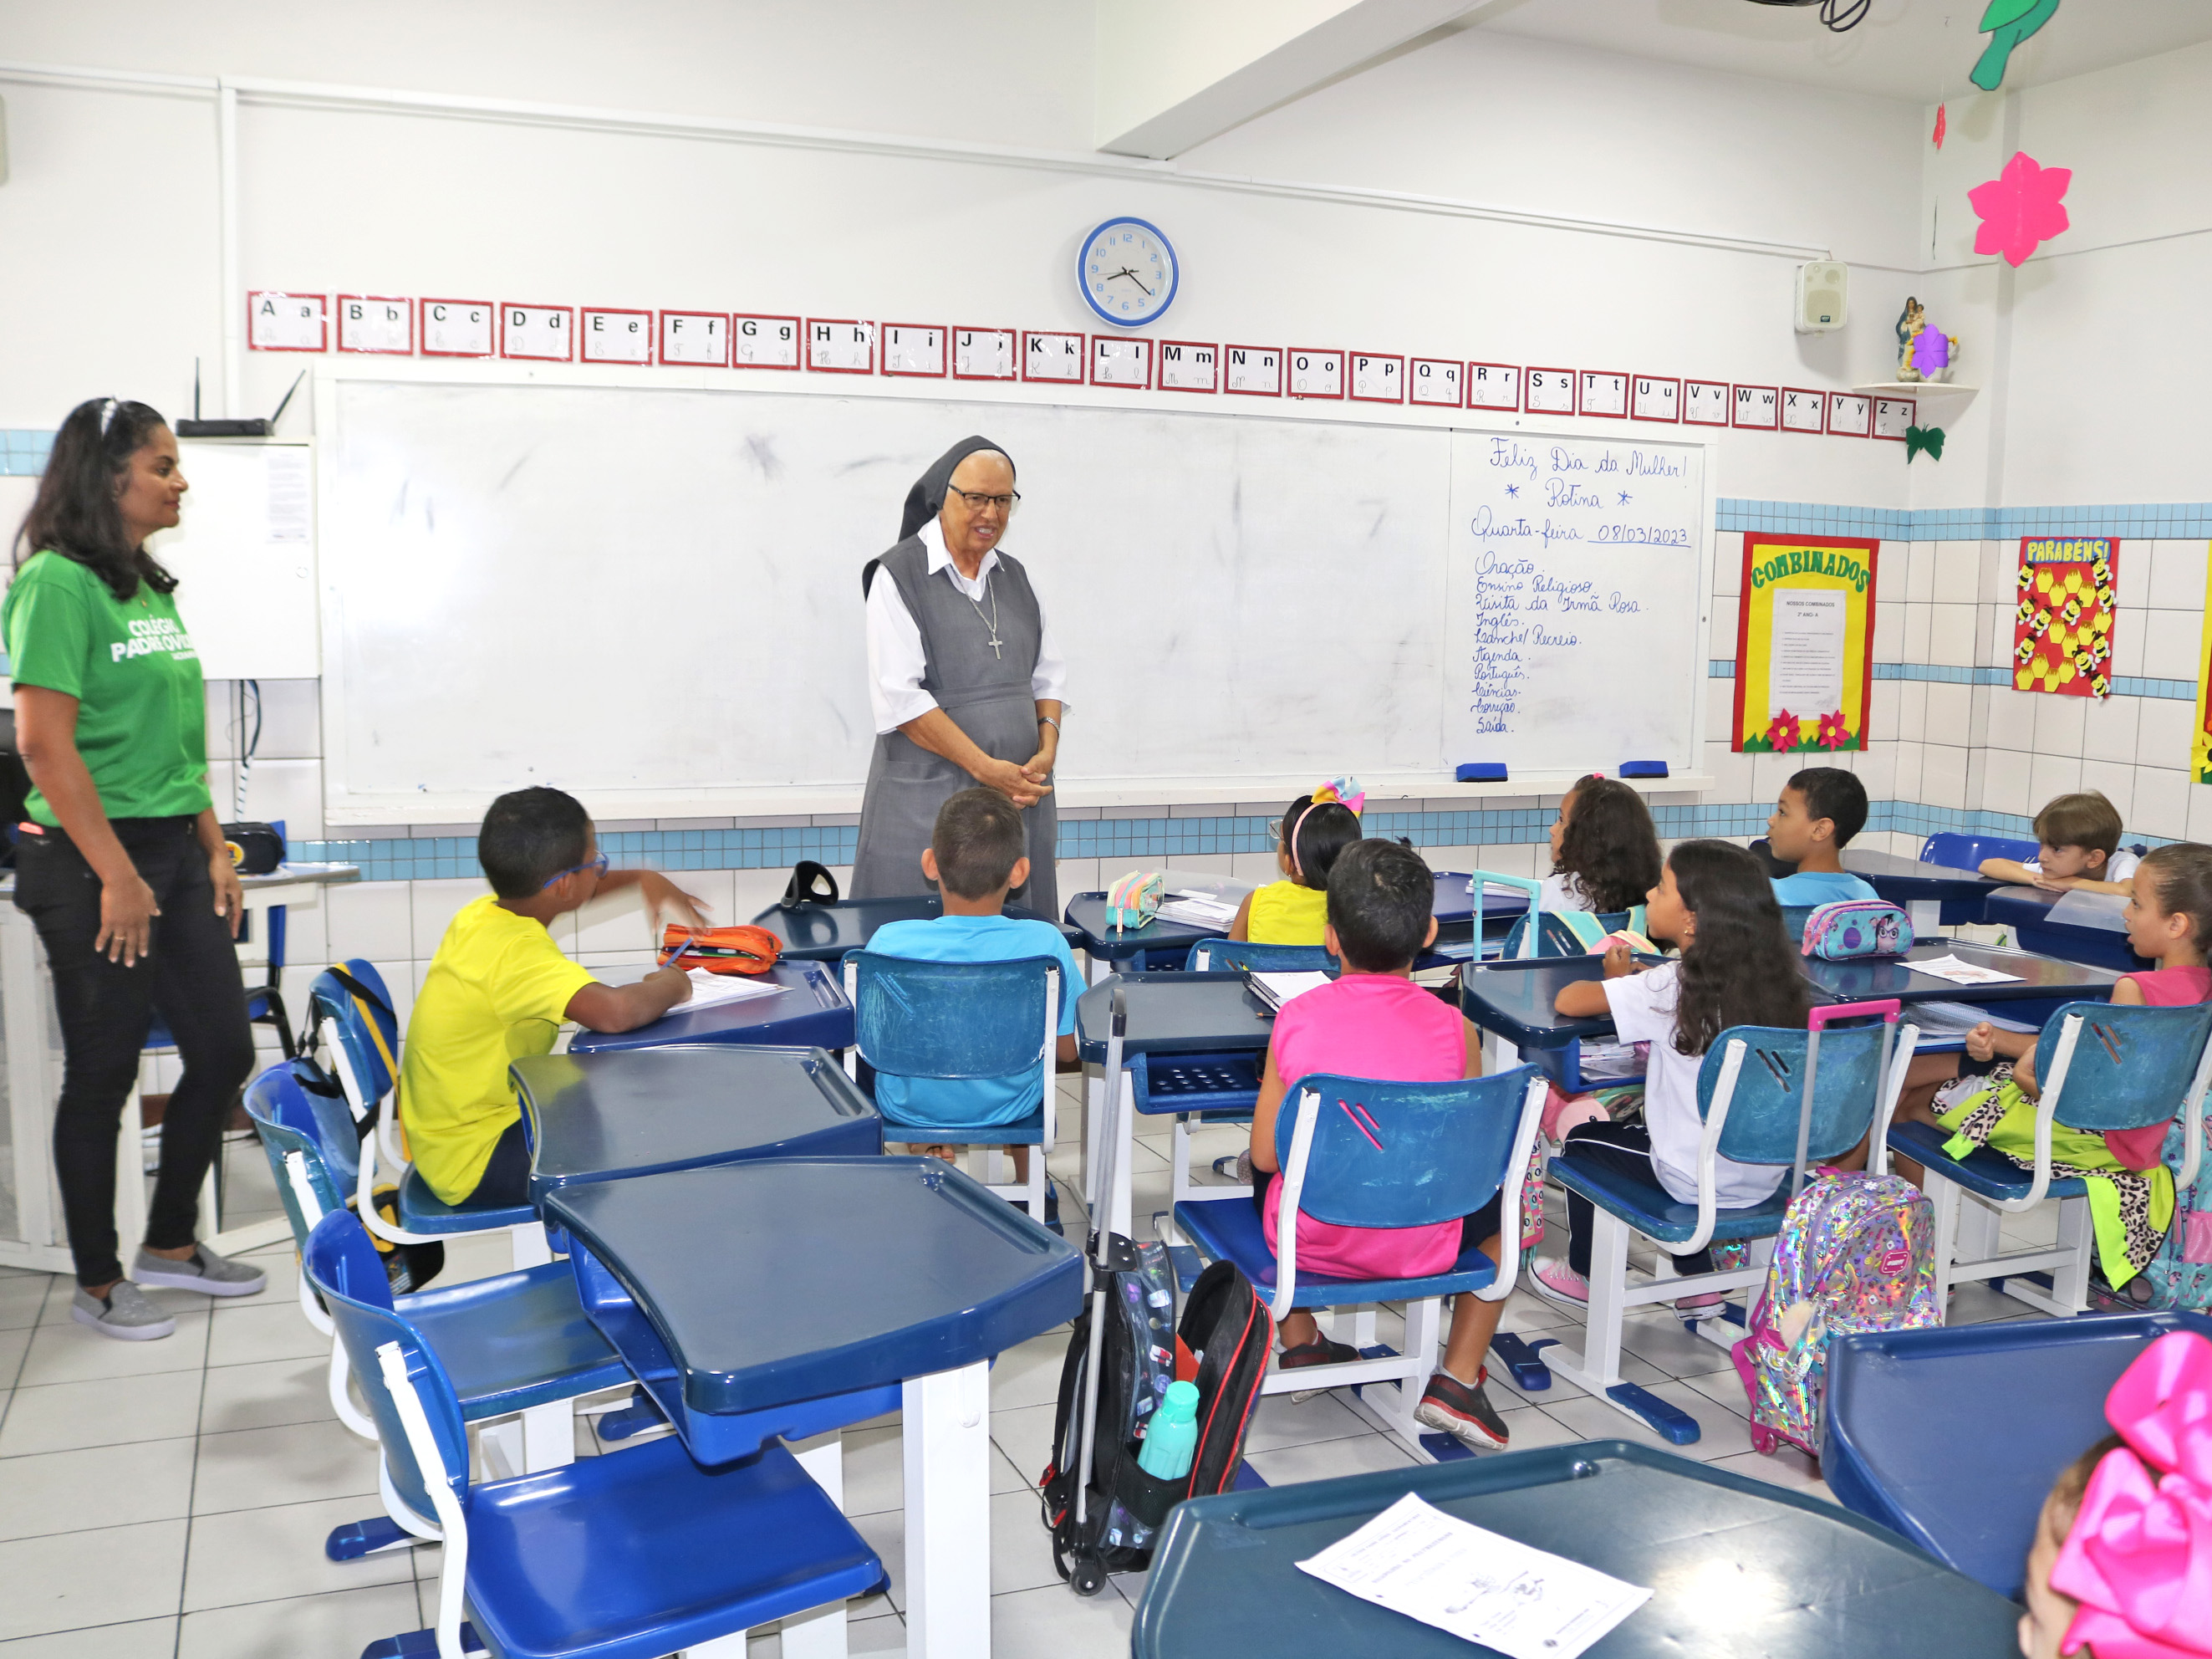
xmin=13 ymin=818 xmax=256 ymax=1286
xmin=1559 ymin=1120 xmax=1714 ymax=1280
xmin=466 ymin=1115 xmax=532 ymax=1208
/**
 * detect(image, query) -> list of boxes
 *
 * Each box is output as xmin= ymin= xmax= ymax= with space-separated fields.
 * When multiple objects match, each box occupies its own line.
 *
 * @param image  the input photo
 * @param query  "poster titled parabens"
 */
xmin=2013 ymin=537 xmax=2118 ymax=699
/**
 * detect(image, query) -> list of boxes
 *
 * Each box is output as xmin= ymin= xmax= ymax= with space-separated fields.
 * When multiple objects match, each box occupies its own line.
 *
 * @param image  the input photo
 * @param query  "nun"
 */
xmin=853 ymin=436 xmax=1066 ymax=914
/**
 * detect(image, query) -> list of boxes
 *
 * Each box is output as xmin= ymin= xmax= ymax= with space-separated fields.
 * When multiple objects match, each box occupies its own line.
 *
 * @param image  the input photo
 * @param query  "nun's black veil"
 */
xmin=864 ymin=436 xmax=1016 ymax=596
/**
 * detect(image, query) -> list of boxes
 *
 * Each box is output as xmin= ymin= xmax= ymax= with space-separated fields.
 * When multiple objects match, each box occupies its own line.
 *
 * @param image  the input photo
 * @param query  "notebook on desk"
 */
xmin=1246 ymin=971 xmax=1332 ymax=1013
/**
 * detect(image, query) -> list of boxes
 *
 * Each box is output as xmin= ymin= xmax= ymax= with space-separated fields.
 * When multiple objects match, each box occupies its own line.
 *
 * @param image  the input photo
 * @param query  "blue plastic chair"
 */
xmin=1778 ymin=904 xmax=1817 ymax=944
xmin=1171 ymin=1064 xmax=1548 ymax=1459
xmin=1500 ymin=906 xmax=1644 ymax=960
xmin=312 ymin=961 xmax=550 ymax=1268
xmin=844 ymin=952 xmax=1062 ymax=1224
xmin=1888 ymin=1001 xmax=2212 ymax=1317
xmin=303 ymin=1212 xmax=881 ymax=1659
xmin=1182 ymin=938 xmax=1338 ymax=973
xmin=244 ymin=1068 xmax=634 ymax=1548
xmin=1544 ymin=1003 xmax=1915 ymax=1444
xmin=1921 ymin=831 xmax=2037 ymax=871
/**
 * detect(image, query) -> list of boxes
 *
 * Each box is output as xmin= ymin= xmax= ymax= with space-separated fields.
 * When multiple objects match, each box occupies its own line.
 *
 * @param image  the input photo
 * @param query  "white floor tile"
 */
xmin=1617 ymin=1309 xmax=1742 ymax=1379
xmin=15 ymin=1313 xmax=210 ymax=1386
xmin=990 ymin=1401 xmax=1057 ymax=1488
xmin=0 ymin=1374 xmax=203 ymax=1457
xmin=0 ymin=1616 xmax=179 ymax=1656
xmin=990 ymin=1580 xmax=1134 ymax=1659
xmin=0 ymin=1438 xmax=198 ymax=1542
xmin=1238 ymin=1389 xmax=1373 ymax=1453
xmin=206 ymin=1300 xmax=325 ymax=1369
xmin=1677 ymin=1368 xmax=1754 ymax=1419
xmin=0 ymin=1519 xmax=187 ymax=1641
xmin=1243 ymin=1430 xmax=1416 ymax=1486
xmin=176 ymin=1580 xmax=422 ymax=1659
xmin=989 ymin=1330 xmax=1068 ymax=1414
xmin=746 ymin=1605 xmax=907 ymax=1656
xmin=989 ymin=1486 xmax=1069 ymax=1596
xmin=0 ymin=1328 xmax=32 ymax=1390
xmin=1491 ymin=1405 xmax=1589 ymax=1453
xmin=198 ymin=1355 xmax=336 ymax=1435
xmin=189 ymin=1419 xmax=379 ymax=1515
xmin=1707 ymin=1446 xmax=1834 ymax=1503
xmin=182 ymin=1494 xmax=418 ymax=1611
xmin=0 ymin=1277 xmax=54 ymax=1333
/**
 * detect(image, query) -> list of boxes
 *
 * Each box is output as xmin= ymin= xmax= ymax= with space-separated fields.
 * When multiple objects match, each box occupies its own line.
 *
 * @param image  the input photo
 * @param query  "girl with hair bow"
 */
xmin=1227 ymin=776 xmax=1367 ymax=946
xmin=2021 ymin=1330 xmax=2212 ymax=1659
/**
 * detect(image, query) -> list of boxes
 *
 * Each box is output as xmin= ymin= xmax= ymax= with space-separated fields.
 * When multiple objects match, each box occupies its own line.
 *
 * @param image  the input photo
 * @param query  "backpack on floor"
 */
xmin=1040 ymin=1252 xmax=1271 ymax=1590
xmin=2110 ymin=1104 xmax=2212 ymax=1311
xmin=1730 ymin=1172 xmax=1940 ymax=1456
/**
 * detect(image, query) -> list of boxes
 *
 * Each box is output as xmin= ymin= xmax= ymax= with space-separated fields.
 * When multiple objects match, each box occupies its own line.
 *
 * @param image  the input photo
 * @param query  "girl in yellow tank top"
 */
xmin=1231 ymin=778 xmax=1365 ymax=945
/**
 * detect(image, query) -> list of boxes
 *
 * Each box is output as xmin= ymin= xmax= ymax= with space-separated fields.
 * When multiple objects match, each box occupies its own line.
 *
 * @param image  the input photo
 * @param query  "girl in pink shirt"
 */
xmin=1246 ymin=840 xmax=1513 ymax=1452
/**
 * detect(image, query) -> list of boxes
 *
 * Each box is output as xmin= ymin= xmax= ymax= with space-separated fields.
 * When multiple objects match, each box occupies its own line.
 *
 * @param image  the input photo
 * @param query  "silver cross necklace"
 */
xmin=963 ymin=572 xmax=1003 ymax=659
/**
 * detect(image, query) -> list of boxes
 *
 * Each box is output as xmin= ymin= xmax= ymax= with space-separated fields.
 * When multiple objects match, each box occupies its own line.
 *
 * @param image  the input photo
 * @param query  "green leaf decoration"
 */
xmin=1972 ymin=0 xmax=2060 ymax=90
xmin=1979 ymin=0 xmax=2044 ymax=29
xmin=1906 ymin=424 xmax=1947 ymax=462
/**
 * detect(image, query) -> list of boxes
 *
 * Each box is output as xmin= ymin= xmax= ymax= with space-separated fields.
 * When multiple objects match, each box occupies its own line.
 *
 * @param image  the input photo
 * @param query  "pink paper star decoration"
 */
xmin=1969 ymin=151 xmax=2072 ymax=267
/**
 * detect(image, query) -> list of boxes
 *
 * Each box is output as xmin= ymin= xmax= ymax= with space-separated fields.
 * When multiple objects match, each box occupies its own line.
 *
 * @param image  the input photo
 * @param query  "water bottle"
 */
xmin=1136 ymin=1380 xmax=1199 ymax=1481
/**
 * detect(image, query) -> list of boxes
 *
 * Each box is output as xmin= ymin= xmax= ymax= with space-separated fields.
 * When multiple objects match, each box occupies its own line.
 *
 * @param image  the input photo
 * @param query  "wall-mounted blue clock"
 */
xmin=1078 ymin=217 xmax=1178 ymax=329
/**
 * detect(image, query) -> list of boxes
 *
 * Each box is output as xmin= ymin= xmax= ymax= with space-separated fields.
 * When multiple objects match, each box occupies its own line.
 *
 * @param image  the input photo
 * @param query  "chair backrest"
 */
xmin=303 ymin=1209 xmax=470 ymax=1521
xmin=1501 ymin=908 xmax=1636 ymax=959
xmin=1185 ymin=938 xmax=1338 ymax=974
xmin=1272 ymin=1067 xmax=1533 ymax=1229
xmin=1922 ymin=830 xmax=2036 ymax=870
xmin=1778 ymin=905 xmax=1817 ymax=943
xmin=242 ymin=1063 xmax=353 ymax=1248
xmin=2033 ymin=1001 xmax=2212 ymax=1131
xmin=310 ymin=958 xmax=400 ymax=1105
xmin=1693 ymin=1023 xmax=1889 ymax=1166
xmin=848 ymin=952 xmax=1058 ymax=1080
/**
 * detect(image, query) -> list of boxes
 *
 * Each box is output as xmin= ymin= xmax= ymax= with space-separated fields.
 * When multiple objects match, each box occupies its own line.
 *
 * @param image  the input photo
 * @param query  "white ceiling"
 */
xmin=1447 ymin=0 xmax=2212 ymax=102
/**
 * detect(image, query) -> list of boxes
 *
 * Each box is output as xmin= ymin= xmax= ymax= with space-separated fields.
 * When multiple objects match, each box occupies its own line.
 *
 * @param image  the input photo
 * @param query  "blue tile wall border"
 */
xmin=292 ymin=798 xmax=2179 ymax=885
xmin=1715 ymin=499 xmax=2212 ymax=539
xmin=1712 ymin=658 xmax=2194 ymax=699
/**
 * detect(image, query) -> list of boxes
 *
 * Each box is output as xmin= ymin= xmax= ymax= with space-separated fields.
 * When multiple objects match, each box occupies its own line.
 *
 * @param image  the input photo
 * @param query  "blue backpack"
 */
xmin=2128 ymin=1107 xmax=2212 ymax=1311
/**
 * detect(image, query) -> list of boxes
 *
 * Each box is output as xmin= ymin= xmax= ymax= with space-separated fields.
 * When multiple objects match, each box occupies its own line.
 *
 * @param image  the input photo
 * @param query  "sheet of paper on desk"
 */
xmin=1159 ymin=892 xmax=1239 ymax=927
xmin=1905 ymin=954 xmax=2026 ymax=987
xmin=1297 ymin=1493 xmax=1650 ymax=1658
xmin=670 ymin=969 xmax=789 ymax=1012
xmin=1250 ymin=971 xmax=1333 ymax=1011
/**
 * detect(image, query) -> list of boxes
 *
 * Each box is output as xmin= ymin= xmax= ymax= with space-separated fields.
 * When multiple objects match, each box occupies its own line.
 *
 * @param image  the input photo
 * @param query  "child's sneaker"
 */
xmin=1531 ymin=1256 xmax=1590 ymax=1307
xmin=1276 ymin=1335 xmax=1359 ymax=1402
xmin=1674 ymin=1289 xmax=1725 ymax=1316
xmin=1414 ymin=1367 xmax=1510 ymax=1451
xmin=71 ymin=1282 xmax=176 ymax=1341
xmin=130 ymin=1243 xmax=267 ymax=1298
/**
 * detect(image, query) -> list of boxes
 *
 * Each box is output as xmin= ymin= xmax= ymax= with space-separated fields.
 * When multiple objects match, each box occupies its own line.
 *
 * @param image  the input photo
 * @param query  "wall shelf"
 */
xmin=1853 ymin=381 xmax=1978 ymax=398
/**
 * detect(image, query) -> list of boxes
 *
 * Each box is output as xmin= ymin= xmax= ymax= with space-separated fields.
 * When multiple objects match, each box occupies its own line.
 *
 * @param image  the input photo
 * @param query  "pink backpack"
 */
xmin=1730 ymin=1172 xmax=1942 ymax=1454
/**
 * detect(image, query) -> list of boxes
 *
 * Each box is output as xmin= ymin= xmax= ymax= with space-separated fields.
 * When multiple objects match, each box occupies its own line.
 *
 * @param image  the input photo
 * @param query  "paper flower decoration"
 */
xmin=1817 ymin=711 xmax=1851 ymax=750
xmin=1932 ymin=104 xmax=1946 ymax=149
xmin=1910 ymin=329 xmax=1951 ymax=378
xmin=1970 ymin=151 xmax=2072 ymax=267
xmin=1973 ymin=0 xmax=2062 ymax=92
xmin=1766 ymin=711 xmax=1802 ymax=752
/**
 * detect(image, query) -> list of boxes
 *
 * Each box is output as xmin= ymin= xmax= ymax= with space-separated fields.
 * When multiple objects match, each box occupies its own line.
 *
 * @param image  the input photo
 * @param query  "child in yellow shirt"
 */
xmin=1228 ymin=778 xmax=1364 ymax=946
xmin=400 ymin=787 xmax=708 ymax=1207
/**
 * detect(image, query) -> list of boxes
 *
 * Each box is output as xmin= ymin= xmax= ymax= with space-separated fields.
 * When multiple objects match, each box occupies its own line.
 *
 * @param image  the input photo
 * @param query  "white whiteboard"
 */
xmin=151 ymin=441 xmax=319 ymax=680
xmin=1443 ymin=432 xmax=1711 ymax=773
xmin=314 ymin=376 xmax=1711 ymax=821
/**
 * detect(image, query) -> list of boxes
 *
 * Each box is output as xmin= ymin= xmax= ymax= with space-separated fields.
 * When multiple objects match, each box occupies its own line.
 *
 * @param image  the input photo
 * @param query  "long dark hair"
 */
xmin=13 ymin=398 xmax=180 ymax=602
xmin=1282 ymin=794 xmax=1362 ymax=891
xmin=1556 ymin=775 xmax=1663 ymax=913
xmin=1669 ymin=840 xmax=1809 ymax=1056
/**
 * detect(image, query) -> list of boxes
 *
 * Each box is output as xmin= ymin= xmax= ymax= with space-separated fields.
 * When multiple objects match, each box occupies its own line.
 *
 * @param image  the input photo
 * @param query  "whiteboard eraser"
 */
xmin=1618 ymin=761 xmax=1669 ymax=778
xmin=1455 ymin=763 xmax=1508 ymax=782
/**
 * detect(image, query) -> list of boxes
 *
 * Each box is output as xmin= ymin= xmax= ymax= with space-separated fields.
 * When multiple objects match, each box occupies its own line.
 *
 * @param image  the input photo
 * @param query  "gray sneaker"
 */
xmin=131 ymin=1243 xmax=267 ymax=1299
xmin=71 ymin=1281 xmax=177 ymax=1341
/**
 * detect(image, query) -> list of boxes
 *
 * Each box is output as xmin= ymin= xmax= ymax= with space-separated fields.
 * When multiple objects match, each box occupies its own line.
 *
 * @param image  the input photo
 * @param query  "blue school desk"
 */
xmin=1823 ymin=1311 xmax=2212 ymax=1598
xmin=1074 ymin=972 xmax=1276 ymax=1238
xmin=545 ymin=1158 xmax=1081 ymax=1658
xmin=1062 ymin=894 xmax=1231 ymax=979
xmin=1842 ymin=847 xmax=2002 ymax=931
xmin=748 ymin=894 xmax=1076 ymax=961
xmin=1131 ymin=1440 xmax=2022 ymax=1657
xmin=1983 ymin=885 xmax=2151 ymax=974
xmin=568 ymin=958 xmax=855 ymax=1054
xmin=513 ymin=1045 xmax=879 ymax=1212
xmin=1798 ymin=940 xmax=2118 ymax=1020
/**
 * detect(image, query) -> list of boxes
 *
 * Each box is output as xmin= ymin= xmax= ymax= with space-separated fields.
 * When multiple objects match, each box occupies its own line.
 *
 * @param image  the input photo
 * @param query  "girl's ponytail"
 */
xmin=1669 ymin=840 xmax=1809 ymax=1055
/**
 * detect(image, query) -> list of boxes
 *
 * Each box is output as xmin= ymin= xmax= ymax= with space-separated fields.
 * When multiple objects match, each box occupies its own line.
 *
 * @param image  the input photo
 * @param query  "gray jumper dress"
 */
xmin=851 ymin=539 xmax=1058 ymax=917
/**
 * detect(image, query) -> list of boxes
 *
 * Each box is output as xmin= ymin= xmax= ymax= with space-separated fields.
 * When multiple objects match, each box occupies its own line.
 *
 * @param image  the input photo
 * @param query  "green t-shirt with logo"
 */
xmin=1 ymin=551 xmax=211 ymax=825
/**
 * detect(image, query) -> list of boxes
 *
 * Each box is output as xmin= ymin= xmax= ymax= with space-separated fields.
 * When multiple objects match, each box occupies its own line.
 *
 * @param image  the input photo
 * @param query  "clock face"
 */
xmin=1079 ymin=218 xmax=1177 ymax=328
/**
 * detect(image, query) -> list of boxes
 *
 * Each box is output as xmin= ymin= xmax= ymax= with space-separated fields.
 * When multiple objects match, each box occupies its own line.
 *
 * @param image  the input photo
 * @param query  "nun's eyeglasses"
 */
xmin=945 ymin=486 xmax=1020 ymax=512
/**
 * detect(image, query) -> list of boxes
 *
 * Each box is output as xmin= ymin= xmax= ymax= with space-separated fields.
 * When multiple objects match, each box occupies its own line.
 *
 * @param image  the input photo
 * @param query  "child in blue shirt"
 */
xmin=869 ymin=788 xmax=1082 ymax=1177
xmin=1765 ymin=767 xmax=1878 ymax=906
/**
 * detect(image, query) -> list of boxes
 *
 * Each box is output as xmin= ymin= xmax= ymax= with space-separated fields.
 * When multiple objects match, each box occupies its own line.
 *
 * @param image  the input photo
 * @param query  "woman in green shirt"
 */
xmin=4 ymin=398 xmax=264 ymax=1340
